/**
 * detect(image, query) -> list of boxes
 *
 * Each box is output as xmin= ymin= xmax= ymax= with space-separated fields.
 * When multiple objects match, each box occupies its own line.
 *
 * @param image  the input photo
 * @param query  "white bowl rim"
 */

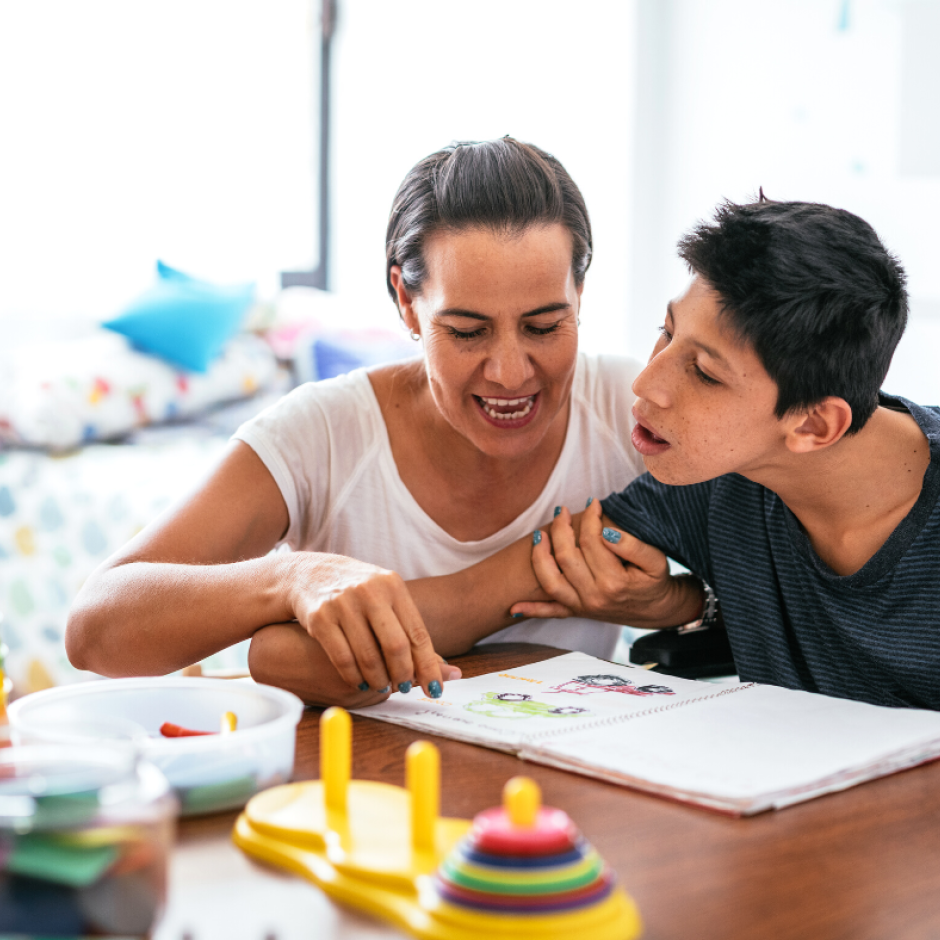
xmin=8 ymin=677 xmax=305 ymax=752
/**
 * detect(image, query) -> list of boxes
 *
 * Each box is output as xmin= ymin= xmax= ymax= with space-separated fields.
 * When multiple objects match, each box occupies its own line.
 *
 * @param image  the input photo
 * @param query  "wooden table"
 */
xmin=155 ymin=644 xmax=940 ymax=940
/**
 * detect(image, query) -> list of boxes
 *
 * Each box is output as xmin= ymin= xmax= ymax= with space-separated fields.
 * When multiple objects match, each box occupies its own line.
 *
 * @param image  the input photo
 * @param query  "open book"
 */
xmin=353 ymin=652 xmax=940 ymax=815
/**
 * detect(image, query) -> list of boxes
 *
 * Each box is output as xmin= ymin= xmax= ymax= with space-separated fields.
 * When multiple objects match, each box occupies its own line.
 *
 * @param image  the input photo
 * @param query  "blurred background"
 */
xmin=2 ymin=0 xmax=939 ymax=400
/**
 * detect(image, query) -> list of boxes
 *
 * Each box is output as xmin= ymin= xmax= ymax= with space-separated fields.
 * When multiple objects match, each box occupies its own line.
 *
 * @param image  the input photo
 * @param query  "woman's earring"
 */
xmin=410 ymin=330 xmax=420 ymax=341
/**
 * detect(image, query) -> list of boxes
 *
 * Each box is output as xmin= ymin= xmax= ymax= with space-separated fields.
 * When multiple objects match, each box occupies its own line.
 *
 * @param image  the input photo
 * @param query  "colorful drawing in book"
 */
xmin=233 ymin=707 xmax=643 ymax=939
xmin=547 ymin=675 xmax=676 ymax=697
xmin=464 ymin=692 xmax=590 ymax=720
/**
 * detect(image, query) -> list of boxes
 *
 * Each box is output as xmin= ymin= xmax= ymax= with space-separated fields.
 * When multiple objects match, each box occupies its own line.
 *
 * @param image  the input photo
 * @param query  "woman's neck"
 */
xmin=370 ymin=362 xmax=571 ymax=542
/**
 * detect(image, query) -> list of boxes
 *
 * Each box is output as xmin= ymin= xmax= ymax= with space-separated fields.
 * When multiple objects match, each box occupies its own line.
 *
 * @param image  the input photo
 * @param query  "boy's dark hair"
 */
xmin=677 ymin=197 xmax=908 ymax=434
xmin=386 ymin=137 xmax=592 ymax=312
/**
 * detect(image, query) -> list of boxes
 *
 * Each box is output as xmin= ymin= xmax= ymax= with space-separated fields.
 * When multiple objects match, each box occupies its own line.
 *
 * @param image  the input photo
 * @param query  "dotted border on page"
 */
xmin=522 ymin=682 xmax=758 ymax=742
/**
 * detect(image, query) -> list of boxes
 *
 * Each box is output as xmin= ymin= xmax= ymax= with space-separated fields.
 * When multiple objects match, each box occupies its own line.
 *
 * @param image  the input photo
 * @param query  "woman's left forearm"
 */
xmin=408 ymin=536 xmax=549 ymax=656
xmin=408 ymin=509 xmax=705 ymax=653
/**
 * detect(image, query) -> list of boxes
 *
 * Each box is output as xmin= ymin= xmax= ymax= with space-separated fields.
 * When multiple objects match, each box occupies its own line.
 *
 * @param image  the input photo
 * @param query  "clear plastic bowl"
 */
xmin=8 ymin=677 xmax=304 ymax=816
xmin=0 ymin=741 xmax=175 ymax=936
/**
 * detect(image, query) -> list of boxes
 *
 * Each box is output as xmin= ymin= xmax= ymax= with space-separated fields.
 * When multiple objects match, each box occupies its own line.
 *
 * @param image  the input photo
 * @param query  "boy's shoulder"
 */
xmin=879 ymin=393 xmax=940 ymax=444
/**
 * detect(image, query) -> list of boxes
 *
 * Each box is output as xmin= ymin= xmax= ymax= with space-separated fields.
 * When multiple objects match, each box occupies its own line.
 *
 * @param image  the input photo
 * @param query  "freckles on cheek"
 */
xmin=685 ymin=409 xmax=718 ymax=455
xmin=698 ymin=411 xmax=733 ymax=455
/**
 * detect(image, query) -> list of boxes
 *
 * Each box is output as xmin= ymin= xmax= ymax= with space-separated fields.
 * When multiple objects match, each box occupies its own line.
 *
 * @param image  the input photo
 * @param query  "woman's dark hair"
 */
xmin=677 ymin=197 xmax=908 ymax=434
xmin=385 ymin=138 xmax=592 ymax=312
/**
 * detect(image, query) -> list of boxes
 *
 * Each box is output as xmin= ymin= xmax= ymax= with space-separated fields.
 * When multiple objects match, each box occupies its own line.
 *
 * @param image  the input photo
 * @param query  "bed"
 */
xmin=0 ymin=322 xmax=288 ymax=697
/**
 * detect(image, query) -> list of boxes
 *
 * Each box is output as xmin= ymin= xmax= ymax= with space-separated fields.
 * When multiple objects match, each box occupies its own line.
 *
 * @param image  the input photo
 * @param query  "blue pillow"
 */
xmin=103 ymin=262 xmax=255 ymax=373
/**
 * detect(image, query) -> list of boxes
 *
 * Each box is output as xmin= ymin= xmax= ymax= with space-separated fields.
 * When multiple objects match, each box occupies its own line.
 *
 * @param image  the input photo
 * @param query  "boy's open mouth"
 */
xmin=631 ymin=411 xmax=671 ymax=455
xmin=474 ymin=393 xmax=539 ymax=426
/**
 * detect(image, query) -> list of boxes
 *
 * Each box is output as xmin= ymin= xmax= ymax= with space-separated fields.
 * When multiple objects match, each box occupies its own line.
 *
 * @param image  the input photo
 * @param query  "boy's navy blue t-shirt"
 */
xmin=601 ymin=395 xmax=940 ymax=710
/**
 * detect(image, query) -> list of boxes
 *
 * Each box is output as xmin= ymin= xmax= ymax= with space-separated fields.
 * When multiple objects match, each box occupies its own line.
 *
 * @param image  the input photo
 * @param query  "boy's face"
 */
xmin=631 ymin=276 xmax=791 ymax=486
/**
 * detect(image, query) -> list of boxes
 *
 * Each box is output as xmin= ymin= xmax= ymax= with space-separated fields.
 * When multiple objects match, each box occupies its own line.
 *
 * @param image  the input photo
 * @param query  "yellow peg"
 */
xmin=321 ymin=707 xmax=351 ymax=812
xmin=0 ymin=668 xmax=8 ymax=725
xmin=406 ymin=741 xmax=439 ymax=853
xmin=220 ymin=711 xmax=238 ymax=734
xmin=504 ymin=776 xmax=540 ymax=828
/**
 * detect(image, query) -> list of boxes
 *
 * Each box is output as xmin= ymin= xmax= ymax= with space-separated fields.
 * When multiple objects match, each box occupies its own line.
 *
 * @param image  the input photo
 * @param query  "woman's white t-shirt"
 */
xmin=233 ymin=353 xmax=645 ymax=658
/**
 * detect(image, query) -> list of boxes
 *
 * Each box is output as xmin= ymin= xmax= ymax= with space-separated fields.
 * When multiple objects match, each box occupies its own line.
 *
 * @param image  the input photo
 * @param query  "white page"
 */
xmin=353 ymin=652 xmax=724 ymax=750
xmin=355 ymin=651 xmax=940 ymax=815
xmin=530 ymin=683 xmax=940 ymax=814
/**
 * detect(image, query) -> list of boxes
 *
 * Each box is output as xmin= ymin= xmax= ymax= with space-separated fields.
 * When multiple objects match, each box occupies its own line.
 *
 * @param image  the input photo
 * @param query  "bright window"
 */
xmin=0 ymin=1 xmax=319 ymax=326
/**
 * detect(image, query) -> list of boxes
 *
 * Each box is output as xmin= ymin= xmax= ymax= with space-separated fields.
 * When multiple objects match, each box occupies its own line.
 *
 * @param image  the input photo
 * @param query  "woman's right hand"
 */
xmin=285 ymin=552 xmax=449 ymax=698
xmin=250 ymin=621 xmax=460 ymax=708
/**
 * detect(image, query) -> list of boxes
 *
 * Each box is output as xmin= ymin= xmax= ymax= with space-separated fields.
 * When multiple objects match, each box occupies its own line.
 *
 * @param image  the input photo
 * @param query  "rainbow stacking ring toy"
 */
xmin=234 ymin=707 xmax=642 ymax=940
xmin=436 ymin=777 xmax=615 ymax=917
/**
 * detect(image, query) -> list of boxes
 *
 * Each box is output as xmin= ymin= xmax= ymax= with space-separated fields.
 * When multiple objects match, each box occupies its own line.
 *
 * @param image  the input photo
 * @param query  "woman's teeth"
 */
xmin=478 ymin=395 xmax=535 ymax=420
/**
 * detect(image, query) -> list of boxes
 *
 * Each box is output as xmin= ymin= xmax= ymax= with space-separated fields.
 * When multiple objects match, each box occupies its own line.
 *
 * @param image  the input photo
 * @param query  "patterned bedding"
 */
xmin=0 ymin=392 xmax=284 ymax=697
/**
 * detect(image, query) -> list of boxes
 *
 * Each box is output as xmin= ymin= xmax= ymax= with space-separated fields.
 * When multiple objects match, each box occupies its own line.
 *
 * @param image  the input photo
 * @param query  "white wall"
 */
xmin=328 ymin=0 xmax=639 ymax=358
xmin=0 ymin=1 xmax=318 ymax=328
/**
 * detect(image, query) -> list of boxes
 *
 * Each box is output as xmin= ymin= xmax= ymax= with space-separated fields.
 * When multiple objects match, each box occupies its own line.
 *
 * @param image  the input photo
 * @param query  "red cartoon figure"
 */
xmin=547 ymin=674 xmax=675 ymax=697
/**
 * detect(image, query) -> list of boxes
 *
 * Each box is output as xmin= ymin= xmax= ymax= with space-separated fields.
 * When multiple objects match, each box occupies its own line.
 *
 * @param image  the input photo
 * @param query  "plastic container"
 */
xmin=0 ymin=736 xmax=176 ymax=936
xmin=9 ymin=677 xmax=305 ymax=816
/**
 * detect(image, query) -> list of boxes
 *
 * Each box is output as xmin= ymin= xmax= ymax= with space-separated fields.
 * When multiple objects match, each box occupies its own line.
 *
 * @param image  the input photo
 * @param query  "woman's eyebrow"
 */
xmin=437 ymin=302 xmax=572 ymax=321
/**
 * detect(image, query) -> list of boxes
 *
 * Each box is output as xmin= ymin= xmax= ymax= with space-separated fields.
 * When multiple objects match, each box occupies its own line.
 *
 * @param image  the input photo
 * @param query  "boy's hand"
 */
xmin=286 ymin=553 xmax=451 ymax=698
xmin=510 ymin=499 xmax=699 ymax=628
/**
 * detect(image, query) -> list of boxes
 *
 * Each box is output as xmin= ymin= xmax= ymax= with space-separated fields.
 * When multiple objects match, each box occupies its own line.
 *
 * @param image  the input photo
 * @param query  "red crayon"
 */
xmin=160 ymin=721 xmax=215 ymax=738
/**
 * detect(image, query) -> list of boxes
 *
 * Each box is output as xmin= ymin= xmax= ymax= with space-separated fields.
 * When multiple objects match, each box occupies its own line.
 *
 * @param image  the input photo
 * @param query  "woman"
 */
xmin=66 ymin=138 xmax=645 ymax=706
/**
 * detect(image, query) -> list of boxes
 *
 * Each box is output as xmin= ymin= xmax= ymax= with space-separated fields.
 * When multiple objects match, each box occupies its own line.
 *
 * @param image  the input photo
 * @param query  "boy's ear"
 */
xmin=785 ymin=397 xmax=853 ymax=454
xmin=389 ymin=266 xmax=419 ymax=335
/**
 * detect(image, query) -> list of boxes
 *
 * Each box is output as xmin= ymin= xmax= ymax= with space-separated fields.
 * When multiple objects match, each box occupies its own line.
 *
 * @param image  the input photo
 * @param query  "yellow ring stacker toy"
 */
xmin=233 ymin=707 xmax=642 ymax=939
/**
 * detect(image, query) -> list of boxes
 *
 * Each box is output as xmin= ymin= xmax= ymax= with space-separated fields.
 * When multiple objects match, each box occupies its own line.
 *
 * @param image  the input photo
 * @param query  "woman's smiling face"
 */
xmin=391 ymin=223 xmax=581 ymax=461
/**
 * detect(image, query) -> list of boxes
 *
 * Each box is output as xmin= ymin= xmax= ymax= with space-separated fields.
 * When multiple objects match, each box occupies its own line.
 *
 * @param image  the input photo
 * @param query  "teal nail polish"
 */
xmin=398 ymin=681 xmax=412 ymax=694
xmin=357 ymin=681 xmax=369 ymax=692
xmin=533 ymin=530 xmax=542 ymax=545
xmin=512 ymin=612 xmax=524 ymax=619
xmin=602 ymin=527 xmax=622 ymax=544
xmin=553 ymin=505 xmax=562 ymax=517
xmin=378 ymin=685 xmax=391 ymax=694
xmin=428 ymin=680 xmax=442 ymax=698
xmin=586 ymin=496 xmax=594 ymax=508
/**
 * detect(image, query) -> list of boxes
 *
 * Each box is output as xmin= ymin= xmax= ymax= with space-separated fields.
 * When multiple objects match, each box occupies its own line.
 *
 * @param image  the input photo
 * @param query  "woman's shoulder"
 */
xmin=289 ymin=367 xmax=378 ymax=407
xmin=233 ymin=368 xmax=385 ymax=460
xmin=365 ymin=358 xmax=426 ymax=405
xmin=231 ymin=368 xmax=392 ymax=546
xmin=263 ymin=368 xmax=381 ymax=421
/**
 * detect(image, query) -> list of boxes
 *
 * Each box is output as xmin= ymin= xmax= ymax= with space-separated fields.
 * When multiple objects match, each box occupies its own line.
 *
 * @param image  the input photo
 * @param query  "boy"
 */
xmin=511 ymin=197 xmax=939 ymax=709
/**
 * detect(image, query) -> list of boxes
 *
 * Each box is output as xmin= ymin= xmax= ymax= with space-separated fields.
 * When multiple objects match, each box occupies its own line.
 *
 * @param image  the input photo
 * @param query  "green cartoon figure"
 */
xmin=464 ymin=692 xmax=590 ymax=720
